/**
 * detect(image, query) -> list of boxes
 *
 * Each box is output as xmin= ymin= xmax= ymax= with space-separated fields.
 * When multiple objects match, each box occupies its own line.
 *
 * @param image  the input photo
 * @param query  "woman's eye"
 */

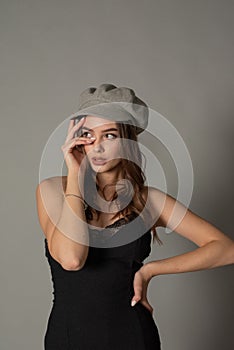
xmin=80 ymin=131 xmax=92 ymax=138
xmin=80 ymin=132 xmax=117 ymax=139
xmin=105 ymin=133 xmax=117 ymax=139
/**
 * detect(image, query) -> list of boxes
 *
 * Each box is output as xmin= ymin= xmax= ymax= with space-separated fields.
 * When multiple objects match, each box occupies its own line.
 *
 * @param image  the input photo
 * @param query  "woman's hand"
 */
xmin=131 ymin=265 xmax=154 ymax=315
xmin=61 ymin=117 xmax=95 ymax=173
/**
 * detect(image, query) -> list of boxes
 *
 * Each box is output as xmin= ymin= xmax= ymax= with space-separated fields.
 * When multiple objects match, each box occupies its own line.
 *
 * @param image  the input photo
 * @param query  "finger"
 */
xmin=131 ymin=296 xmax=141 ymax=306
xmin=133 ymin=278 xmax=142 ymax=297
xmin=66 ymin=117 xmax=86 ymax=142
xmin=63 ymin=138 xmax=93 ymax=148
xmin=75 ymin=138 xmax=94 ymax=145
xmin=62 ymin=137 xmax=94 ymax=152
xmin=67 ymin=119 xmax=75 ymax=134
xmin=131 ymin=289 xmax=142 ymax=306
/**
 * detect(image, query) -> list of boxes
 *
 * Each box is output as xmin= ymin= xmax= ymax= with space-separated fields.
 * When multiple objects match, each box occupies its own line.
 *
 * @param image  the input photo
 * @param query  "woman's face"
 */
xmin=80 ymin=115 xmax=123 ymax=173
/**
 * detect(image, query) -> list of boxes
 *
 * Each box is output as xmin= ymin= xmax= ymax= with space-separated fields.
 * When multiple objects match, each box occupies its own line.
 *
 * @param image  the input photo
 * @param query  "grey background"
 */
xmin=1 ymin=0 xmax=234 ymax=349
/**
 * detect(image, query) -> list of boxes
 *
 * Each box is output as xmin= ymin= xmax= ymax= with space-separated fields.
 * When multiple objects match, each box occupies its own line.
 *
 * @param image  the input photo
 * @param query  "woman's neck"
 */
xmin=95 ymin=167 xmax=124 ymax=198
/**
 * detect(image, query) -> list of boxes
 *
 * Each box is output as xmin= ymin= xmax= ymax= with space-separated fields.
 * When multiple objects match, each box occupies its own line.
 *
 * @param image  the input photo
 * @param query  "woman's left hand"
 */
xmin=131 ymin=265 xmax=154 ymax=315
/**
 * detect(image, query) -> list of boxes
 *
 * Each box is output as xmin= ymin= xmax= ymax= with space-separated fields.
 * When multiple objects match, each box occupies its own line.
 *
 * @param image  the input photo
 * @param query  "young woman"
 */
xmin=36 ymin=84 xmax=234 ymax=350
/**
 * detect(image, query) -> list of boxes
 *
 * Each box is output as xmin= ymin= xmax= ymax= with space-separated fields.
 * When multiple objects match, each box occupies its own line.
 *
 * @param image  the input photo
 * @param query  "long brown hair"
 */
xmin=77 ymin=121 xmax=163 ymax=245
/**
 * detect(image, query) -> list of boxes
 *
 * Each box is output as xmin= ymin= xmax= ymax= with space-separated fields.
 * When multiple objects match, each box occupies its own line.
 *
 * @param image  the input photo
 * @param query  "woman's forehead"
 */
xmin=82 ymin=115 xmax=117 ymax=130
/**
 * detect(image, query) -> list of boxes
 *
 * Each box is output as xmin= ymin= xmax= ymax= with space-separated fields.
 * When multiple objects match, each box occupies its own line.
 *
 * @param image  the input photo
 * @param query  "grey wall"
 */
xmin=1 ymin=0 xmax=234 ymax=349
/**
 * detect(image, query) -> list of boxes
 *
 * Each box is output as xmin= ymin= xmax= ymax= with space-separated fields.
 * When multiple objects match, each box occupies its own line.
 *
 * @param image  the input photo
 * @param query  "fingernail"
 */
xmin=131 ymin=300 xmax=137 ymax=307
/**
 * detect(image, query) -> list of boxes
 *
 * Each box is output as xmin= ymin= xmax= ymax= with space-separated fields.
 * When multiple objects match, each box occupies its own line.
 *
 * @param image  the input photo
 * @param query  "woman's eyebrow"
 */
xmin=81 ymin=127 xmax=118 ymax=133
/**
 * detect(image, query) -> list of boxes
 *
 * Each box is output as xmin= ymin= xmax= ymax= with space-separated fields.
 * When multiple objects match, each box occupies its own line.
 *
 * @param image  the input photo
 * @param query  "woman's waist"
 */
xmin=52 ymin=288 xmax=134 ymax=311
xmin=53 ymin=277 xmax=134 ymax=300
xmin=49 ymin=259 xmax=141 ymax=300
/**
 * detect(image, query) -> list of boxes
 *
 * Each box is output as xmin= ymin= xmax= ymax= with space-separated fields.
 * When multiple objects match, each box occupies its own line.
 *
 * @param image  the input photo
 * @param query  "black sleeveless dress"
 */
xmin=44 ymin=212 xmax=161 ymax=349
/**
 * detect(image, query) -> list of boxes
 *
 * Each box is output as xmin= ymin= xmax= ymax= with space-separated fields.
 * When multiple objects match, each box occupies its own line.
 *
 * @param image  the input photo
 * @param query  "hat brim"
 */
xmin=68 ymin=103 xmax=144 ymax=134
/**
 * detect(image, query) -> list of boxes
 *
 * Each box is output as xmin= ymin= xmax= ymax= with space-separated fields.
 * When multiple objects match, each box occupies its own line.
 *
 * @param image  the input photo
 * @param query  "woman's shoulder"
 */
xmin=39 ymin=176 xmax=67 ymax=192
xmin=142 ymin=185 xmax=167 ymax=202
xmin=142 ymin=186 xmax=168 ymax=216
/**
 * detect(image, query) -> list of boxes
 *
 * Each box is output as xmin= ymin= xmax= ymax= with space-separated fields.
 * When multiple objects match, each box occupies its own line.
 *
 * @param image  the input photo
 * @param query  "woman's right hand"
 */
xmin=61 ymin=117 xmax=95 ymax=174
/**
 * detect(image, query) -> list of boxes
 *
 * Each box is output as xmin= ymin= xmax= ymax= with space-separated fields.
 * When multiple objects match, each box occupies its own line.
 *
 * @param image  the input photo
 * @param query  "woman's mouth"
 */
xmin=91 ymin=157 xmax=108 ymax=165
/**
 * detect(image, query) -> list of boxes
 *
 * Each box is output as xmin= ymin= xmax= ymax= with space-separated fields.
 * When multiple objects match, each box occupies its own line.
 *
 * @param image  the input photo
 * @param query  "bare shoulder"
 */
xmin=141 ymin=186 xmax=168 ymax=227
xmin=38 ymin=176 xmax=67 ymax=191
xmin=142 ymin=185 xmax=183 ymax=228
xmin=36 ymin=176 xmax=67 ymax=221
xmin=142 ymin=185 xmax=163 ymax=196
xmin=142 ymin=185 xmax=167 ymax=206
xmin=36 ymin=176 xmax=67 ymax=240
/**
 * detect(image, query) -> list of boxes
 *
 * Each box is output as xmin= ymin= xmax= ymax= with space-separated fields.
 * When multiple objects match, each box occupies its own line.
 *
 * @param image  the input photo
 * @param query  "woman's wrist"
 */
xmin=66 ymin=171 xmax=84 ymax=196
xmin=141 ymin=261 xmax=158 ymax=280
xmin=64 ymin=193 xmax=88 ymax=210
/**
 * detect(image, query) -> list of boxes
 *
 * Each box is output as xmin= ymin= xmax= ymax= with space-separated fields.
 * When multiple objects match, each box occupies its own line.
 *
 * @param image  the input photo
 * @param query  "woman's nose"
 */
xmin=92 ymin=137 xmax=105 ymax=151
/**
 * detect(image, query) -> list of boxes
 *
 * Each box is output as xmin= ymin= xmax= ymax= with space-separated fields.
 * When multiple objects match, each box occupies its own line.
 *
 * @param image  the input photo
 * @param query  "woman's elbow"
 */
xmin=61 ymin=258 xmax=86 ymax=271
xmin=229 ymin=241 xmax=234 ymax=264
xmin=217 ymin=238 xmax=234 ymax=266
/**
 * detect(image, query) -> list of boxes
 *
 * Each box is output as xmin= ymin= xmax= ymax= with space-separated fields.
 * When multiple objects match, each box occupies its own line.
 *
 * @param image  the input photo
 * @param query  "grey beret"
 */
xmin=69 ymin=83 xmax=149 ymax=134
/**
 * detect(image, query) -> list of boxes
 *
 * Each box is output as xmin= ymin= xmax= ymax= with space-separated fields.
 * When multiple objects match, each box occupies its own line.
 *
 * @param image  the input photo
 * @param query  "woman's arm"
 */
xmin=36 ymin=172 xmax=89 ymax=271
xmin=143 ymin=187 xmax=234 ymax=279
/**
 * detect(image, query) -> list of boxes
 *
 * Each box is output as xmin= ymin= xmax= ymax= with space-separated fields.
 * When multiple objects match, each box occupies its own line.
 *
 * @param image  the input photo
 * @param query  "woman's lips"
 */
xmin=91 ymin=157 xmax=107 ymax=165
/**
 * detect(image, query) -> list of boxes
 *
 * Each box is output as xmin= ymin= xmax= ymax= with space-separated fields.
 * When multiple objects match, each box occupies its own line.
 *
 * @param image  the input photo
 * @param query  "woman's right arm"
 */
xmin=36 ymin=117 xmax=94 ymax=271
xmin=36 ymin=172 xmax=89 ymax=271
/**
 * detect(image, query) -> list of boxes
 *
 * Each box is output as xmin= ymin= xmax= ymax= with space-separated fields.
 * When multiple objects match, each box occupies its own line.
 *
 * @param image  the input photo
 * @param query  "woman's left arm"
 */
xmin=144 ymin=187 xmax=234 ymax=279
xmin=131 ymin=188 xmax=234 ymax=310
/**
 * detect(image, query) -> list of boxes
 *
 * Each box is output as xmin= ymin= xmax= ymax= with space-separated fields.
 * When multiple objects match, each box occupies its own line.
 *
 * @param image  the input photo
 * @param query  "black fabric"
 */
xmin=44 ymin=212 xmax=161 ymax=349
